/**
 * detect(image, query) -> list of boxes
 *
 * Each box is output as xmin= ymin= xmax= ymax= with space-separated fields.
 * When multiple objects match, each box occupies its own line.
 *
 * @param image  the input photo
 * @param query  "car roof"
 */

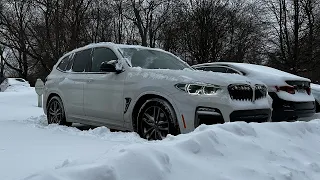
xmin=61 ymin=42 xmax=166 ymax=59
xmin=193 ymin=62 xmax=244 ymax=67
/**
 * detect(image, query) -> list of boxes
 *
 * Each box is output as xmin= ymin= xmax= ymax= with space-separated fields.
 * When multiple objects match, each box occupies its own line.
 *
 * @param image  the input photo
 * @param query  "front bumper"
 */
xmin=169 ymin=90 xmax=272 ymax=133
xmin=229 ymin=109 xmax=271 ymax=123
xmin=194 ymin=107 xmax=271 ymax=128
xmin=269 ymin=92 xmax=316 ymax=121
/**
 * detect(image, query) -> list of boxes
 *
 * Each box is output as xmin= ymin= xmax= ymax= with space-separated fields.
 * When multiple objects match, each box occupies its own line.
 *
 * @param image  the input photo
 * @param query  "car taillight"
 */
xmin=306 ymin=87 xmax=311 ymax=95
xmin=275 ymin=86 xmax=295 ymax=94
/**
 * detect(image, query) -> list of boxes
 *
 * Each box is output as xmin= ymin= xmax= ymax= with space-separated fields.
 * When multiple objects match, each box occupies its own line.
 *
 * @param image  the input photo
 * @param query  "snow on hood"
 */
xmin=128 ymin=67 xmax=265 ymax=87
xmin=229 ymin=63 xmax=310 ymax=86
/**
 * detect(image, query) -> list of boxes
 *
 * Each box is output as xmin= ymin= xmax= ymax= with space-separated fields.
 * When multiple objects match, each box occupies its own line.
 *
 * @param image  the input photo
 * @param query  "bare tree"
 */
xmin=123 ymin=0 xmax=172 ymax=47
xmin=262 ymin=0 xmax=320 ymax=79
xmin=0 ymin=0 xmax=33 ymax=79
xmin=0 ymin=46 xmax=5 ymax=82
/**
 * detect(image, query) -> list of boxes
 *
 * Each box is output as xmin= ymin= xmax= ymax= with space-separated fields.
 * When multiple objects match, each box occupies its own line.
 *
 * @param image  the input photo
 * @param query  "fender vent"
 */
xmin=124 ymin=98 xmax=132 ymax=113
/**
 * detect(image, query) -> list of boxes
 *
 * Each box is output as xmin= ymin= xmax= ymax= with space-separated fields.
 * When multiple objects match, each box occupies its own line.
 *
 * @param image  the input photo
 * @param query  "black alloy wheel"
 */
xmin=137 ymin=98 xmax=179 ymax=140
xmin=47 ymin=96 xmax=71 ymax=126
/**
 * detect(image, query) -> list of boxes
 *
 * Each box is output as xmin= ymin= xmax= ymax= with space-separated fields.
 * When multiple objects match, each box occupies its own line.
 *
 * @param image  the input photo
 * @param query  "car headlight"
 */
xmin=175 ymin=83 xmax=221 ymax=95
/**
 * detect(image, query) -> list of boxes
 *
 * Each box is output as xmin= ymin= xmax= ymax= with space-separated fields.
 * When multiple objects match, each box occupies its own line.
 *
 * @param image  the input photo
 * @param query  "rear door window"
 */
xmin=72 ymin=49 xmax=93 ymax=72
xmin=203 ymin=66 xmax=227 ymax=73
xmin=194 ymin=66 xmax=205 ymax=70
xmin=57 ymin=55 xmax=70 ymax=71
xmin=65 ymin=54 xmax=74 ymax=71
xmin=226 ymin=68 xmax=241 ymax=74
xmin=91 ymin=47 xmax=118 ymax=72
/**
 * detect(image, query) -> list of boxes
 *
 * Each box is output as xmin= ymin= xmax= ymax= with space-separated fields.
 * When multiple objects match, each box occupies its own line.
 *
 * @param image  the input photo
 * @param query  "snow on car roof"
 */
xmin=59 ymin=42 xmax=171 ymax=65
xmin=64 ymin=42 xmax=165 ymax=56
xmin=198 ymin=62 xmax=310 ymax=86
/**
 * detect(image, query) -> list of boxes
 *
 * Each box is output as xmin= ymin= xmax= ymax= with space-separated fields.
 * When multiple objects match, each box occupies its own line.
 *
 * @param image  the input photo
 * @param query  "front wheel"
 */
xmin=137 ymin=98 xmax=179 ymax=140
xmin=47 ymin=96 xmax=71 ymax=126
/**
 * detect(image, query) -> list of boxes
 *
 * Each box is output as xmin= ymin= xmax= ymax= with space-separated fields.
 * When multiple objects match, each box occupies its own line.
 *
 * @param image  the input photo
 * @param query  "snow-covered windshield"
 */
xmin=119 ymin=48 xmax=191 ymax=70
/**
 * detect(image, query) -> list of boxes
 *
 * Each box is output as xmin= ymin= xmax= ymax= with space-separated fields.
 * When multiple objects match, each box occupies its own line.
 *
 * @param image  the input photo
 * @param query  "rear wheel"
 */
xmin=47 ymin=96 xmax=72 ymax=126
xmin=137 ymin=98 xmax=179 ymax=140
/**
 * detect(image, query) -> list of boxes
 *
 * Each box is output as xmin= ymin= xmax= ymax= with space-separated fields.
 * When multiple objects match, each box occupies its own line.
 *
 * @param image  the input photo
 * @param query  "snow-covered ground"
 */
xmin=0 ymin=87 xmax=144 ymax=180
xmin=1 ymin=87 xmax=320 ymax=180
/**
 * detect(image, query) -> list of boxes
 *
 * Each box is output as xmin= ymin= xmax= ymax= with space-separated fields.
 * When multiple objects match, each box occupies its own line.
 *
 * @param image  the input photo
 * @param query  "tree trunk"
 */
xmin=293 ymin=0 xmax=300 ymax=73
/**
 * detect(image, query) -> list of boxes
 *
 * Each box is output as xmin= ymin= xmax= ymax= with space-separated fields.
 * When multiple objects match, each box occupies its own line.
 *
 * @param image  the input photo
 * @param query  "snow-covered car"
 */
xmin=192 ymin=62 xmax=316 ymax=121
xmin=43 ymin=43 xmax=272 ymax=140
xmin=311 ymin=83 xmax=320 ymax=112
xmin=0 ymin=78 xmax=30 ymax=92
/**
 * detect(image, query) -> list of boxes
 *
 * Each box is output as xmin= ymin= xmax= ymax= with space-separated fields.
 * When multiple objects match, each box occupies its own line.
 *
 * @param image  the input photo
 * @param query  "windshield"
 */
xmin=119 ymin=48 xmax=192 ymax=70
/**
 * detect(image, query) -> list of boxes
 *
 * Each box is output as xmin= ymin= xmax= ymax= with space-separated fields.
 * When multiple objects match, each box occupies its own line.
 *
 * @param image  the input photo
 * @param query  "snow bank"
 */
xmin=4 ymin=85 xmax=33 ymax=92
xmin=25 ymin=120 xmax=320 ymax=180
xmin=0 ymin=87 xmax=43 ymax=121
xmin=1 ymin=76 xmax=320 ymax=180
xmin=0 ymin=78 xmax=30 ymax=92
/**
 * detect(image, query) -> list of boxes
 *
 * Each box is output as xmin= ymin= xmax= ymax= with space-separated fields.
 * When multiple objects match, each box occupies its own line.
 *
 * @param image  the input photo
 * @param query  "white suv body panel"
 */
xmin=43 ymin=42 xmax=272 ymax=134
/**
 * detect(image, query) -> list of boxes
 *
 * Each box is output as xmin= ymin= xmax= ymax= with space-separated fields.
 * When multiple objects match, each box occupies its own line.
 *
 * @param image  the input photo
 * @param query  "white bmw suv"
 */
xmin=43 ymin=42 xmax=272 ymax=140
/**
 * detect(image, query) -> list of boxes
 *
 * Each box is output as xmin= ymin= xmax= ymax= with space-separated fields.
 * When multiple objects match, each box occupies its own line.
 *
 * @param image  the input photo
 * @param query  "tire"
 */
xmin=137 ymin=98 xmax=180 ymax=140
xmin=47 ymin=96 xmax=72 ymax=126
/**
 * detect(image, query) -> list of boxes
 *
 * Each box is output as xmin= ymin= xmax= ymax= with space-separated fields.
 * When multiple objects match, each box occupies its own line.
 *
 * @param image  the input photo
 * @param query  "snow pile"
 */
xmin=24 ymin=115 xmax=144 ymax=143
xmin=0 ymin=78 xmax=30 ymax=92
xmin=1 ymin=78 xmax=320 ymax=180
xmin=4 ymin=85 xmax=33 ymax=92
xmin=0 ymin=88 xmax=142 ymax=180
xmin=0 ymin=88 xmax=43 ymax=121
xmin=25 ymin=120 xmax=320 ymax=180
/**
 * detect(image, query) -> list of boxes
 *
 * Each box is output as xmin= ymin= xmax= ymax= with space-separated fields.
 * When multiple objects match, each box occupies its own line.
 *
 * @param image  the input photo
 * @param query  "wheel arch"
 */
xmin=45 ymin=91 xmax=66 ymax=114
xmin=131 ymin=92 xmax=181 ymax=133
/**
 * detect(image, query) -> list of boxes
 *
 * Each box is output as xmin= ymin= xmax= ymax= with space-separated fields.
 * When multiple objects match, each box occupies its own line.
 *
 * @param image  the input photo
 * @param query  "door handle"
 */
xmin=87 ymin=78 xmax=94 ymax=83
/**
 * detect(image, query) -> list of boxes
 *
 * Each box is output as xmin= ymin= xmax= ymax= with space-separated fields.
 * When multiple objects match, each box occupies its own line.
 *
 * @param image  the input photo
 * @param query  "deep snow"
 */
xmin=0 ymin=87 xmax=143 ymax=180
xmin=1 ymin=86 xmax=320 ymax=180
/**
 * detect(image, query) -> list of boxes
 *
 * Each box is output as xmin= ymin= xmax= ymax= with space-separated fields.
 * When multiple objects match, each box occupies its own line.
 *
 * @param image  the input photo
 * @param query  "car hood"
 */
xmin=128 ymin=68 xmax=265 ymax=87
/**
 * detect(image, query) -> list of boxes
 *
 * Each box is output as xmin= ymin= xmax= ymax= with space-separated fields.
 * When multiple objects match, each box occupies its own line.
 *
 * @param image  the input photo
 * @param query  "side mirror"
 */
xmin=100 ymin=60 xmax=123 ymax=73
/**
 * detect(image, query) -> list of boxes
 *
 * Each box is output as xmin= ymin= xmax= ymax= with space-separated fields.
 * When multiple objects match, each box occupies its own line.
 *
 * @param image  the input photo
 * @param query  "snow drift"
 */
xmin=25 ymin=120 xmax=320 ymax=180
xmin=1 ymin=81 xmax=320 ymax=180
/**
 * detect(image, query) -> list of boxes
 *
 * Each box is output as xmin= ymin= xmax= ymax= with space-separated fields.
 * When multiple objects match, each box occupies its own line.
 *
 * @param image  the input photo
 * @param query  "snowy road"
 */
xmin=1 ymin=87 xmax=320 ymax=180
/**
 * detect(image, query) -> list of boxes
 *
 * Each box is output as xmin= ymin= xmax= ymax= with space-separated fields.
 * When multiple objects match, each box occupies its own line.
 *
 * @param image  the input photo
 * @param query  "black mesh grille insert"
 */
xmin=230 ymin=109 xmax=271 ymax=123
xmin=255 ymin=85 xmax=268 ymax=100
xmin=228 ymin=84 xmax=253 ymax=101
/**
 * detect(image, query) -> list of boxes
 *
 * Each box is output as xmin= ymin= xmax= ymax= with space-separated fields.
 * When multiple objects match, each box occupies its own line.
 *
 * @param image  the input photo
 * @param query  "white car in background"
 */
xmin=192 ymin=62 xmax=316 ymax=121
xmin=0 ymin=78 xmax=30 ymax=92
xmin=311 ymin=83 xmax=320 ymax=112
xmin=43 ymin=43 xmax=272 ymax=140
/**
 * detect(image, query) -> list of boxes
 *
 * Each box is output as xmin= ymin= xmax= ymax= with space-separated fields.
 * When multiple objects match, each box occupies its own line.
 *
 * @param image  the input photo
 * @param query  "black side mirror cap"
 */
xmin=100 ymin=61 xmax=123 ymax=73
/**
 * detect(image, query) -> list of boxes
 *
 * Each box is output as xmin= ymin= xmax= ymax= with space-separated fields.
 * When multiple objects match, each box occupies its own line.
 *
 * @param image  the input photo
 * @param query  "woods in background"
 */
xmin=0 ymin=0 xmax=320 ymax=85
